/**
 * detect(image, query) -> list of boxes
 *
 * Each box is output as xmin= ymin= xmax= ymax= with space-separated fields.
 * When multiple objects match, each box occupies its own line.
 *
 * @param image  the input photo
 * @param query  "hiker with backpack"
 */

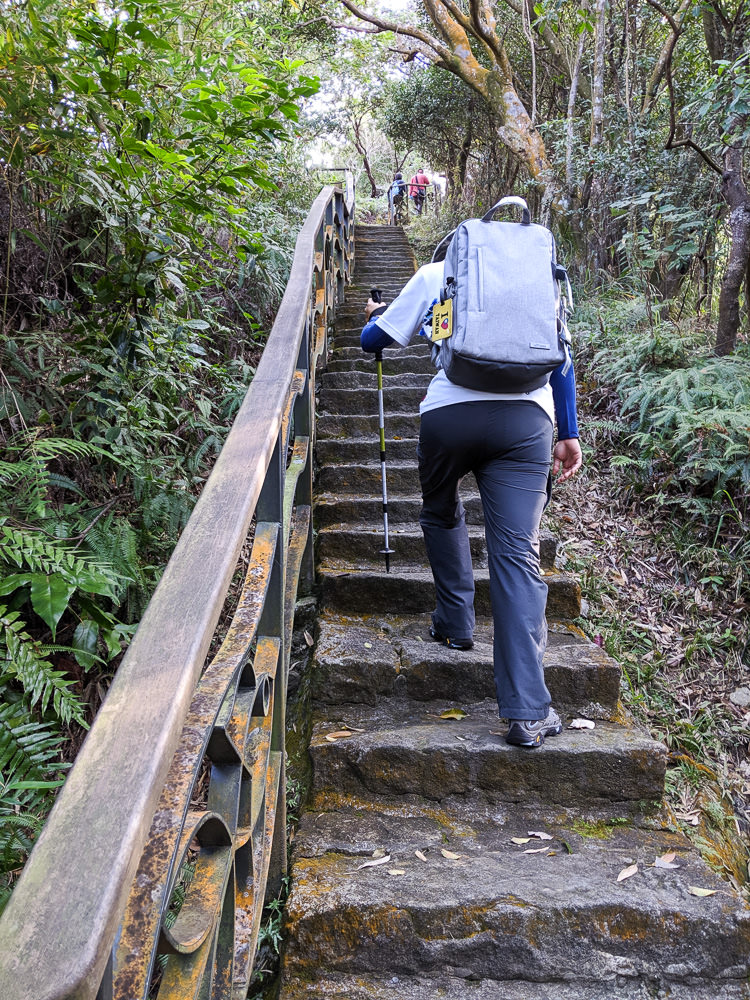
xmin=388 ymin=172 xmax=407 ymax=224
xmin=409 ymin=168 xmax=430 ymax=215
xmin=361 ymin=197 xmax=582 ymax=748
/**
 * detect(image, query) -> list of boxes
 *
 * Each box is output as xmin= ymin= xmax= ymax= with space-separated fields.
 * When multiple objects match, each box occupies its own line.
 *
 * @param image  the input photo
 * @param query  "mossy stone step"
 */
xmin=315 ymin=436 xmax=420 ymax=463
xmin=314 ymin=491 xmax=485 ymax=527
xmin=319 ymin=371 xmax=432 ymax=390
xmin=316 ymin=522 xmax=558 ymax=571
xmin=280 ymin=975 xmax=750 ymax=1000
xmin=310 ymin=618 xmax=620 ymax=719
xmin=317 ymin=411 xmax=421 ymax=439
xmin=309 ymin=703 xmax=665 ymax=813
xmin=281 ymin=808 xmax=748 ymax=986
xmin=316 ymin=461 xmax=423 ymax=495
xmin=318 ymin=564 xmax=581 ymax=620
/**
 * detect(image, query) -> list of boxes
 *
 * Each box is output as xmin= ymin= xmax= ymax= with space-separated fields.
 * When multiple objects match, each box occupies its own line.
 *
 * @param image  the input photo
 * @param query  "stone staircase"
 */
xmin=277 ymin=225 xmax=750 ymax=999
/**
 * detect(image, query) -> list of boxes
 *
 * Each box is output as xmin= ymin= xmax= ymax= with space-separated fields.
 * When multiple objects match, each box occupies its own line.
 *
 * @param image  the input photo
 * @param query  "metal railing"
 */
xmin=0 ymin=175 xmax=355 ymax=1000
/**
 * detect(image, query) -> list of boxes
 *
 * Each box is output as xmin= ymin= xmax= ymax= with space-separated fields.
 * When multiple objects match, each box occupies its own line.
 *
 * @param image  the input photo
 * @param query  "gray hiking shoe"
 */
xmin=506 ymin=708 xmax=563 ymax=748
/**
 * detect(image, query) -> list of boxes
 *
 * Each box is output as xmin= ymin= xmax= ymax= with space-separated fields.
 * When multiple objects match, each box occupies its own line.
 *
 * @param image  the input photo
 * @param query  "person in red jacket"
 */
xmin=409 ymin=168 xmax=430 ymax=214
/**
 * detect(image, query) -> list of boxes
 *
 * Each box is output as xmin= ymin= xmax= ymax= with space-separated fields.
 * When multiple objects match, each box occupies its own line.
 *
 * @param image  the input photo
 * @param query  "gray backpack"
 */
xmin=432 ymin=196 xmax=572 ymax=393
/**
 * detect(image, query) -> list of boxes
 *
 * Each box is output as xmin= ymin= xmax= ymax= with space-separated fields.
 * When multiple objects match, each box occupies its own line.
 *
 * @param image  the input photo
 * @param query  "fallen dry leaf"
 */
xmin=523 ymin=847 xmax=551 ymax=854
xmin=364 ymin=642 xmax=372 ymax=648
xmin=688 ymin=886 xmax=717 ymax=897
xmin=325 ymin=731 xmax=354 ymax=742
xmin=439 ymin=708 xmax=468 ymax=720
xmin=528 ymin=831 xmax=554 ymax=840
xmin=617 ymin=863 xmax=639 ymax=882
xmin=440 ymin=848 xmax=462 ymax=860
xmin=304 ymin=631 xmax=314 ymax=647
xmin=388 ymin=869 xmax=406 ymax=876
xmin=569 ymin=718 xmax=596 ymax=730
xmin=371 ymin=848 xmax=387 ymax=859
xmin=355 ymin=854 xmax=391 ymax=871
xmin=511 ymin=837 xmax=531 ymax=845
xmin=415 ymin=850 xmax=428 ymax=862
xmin=653 ymin=852 xmax=681 ymax=869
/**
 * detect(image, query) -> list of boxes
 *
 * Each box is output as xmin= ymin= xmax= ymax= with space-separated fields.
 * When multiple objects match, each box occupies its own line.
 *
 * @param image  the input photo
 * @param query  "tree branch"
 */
xmin=501 ymin=0 xmax=591 ymax=101
xmin=642 ymin=0 xmax=692 ymax=113
xmin=664 ymin=63 xmax=723 ymax=174
xmin=337 ymin=0 xmax=453 ymax=63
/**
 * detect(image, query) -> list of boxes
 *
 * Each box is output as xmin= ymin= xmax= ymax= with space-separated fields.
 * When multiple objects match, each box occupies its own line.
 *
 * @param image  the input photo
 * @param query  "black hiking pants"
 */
xmin=417 ymin=400 xmax=553 ymax=721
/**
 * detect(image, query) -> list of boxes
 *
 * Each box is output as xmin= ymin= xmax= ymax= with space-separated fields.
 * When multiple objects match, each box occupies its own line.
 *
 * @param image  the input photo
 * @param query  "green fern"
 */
xmin=0 ymin=608 xmax=86 ymax=725
xmin=0 ymin=694 xmax=67 ymax=914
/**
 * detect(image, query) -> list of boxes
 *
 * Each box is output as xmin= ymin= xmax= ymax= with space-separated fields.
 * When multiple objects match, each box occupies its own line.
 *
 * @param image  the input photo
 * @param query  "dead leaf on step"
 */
xmin=440 ymin=848 xmax=462 ymax=860
xmin=688 ymin=886 xmax=717 ymax=897
xmin=388 ymin=869 xmax=406 ymax=876
xmin=523 ymin=847 xmax=551 ymax=854
xmin=364 ymin=642 xmax=372 ymax=648
xmin=617 ymin=863 xmax=639 ymax=882
xmin=304 ymin=631 xmax=314 ymax=647
xmin=511 ymin=837 xmax=531 ymax=845
xmin=415 ymin=850 xmax=428 ymax=862
xmin=569 ymin=718 xmax=596 ymax=730
xmin=341 ymin=724 xmax=366 ymax=732
xmin=439 ymin=708 xmax=468 ymax=720
xmin=653 ymin=852 xmax=681 ymax=869
xmin=355 ymin=854 xmax=391 ymax=870
xmin=372 ymin=848 xmax=387 ymax=858
xmin=528 ymin=831 xmax=554 ymax=840
xmin=325 ymin=730 xmax=355 ymax=742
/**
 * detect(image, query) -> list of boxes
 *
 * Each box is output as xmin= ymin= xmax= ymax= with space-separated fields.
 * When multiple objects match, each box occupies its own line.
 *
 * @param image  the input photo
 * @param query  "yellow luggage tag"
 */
xmin=431 ymin=298 xmax=452 ymax=341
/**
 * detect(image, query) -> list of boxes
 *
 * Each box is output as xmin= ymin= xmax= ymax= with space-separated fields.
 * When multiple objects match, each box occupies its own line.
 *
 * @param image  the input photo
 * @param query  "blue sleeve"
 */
xmin=549 ymin=361 xmax=579 ymax=440
xmin=361 ymin=318 xmax=396 ymax=353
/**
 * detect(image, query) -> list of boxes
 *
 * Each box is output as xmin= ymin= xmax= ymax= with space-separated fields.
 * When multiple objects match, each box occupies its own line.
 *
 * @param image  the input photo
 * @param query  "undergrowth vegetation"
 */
xmin=0 ymin=0 xmax=320 ymax=908
xmin=558 ymin=293 xmax=750 ymax=883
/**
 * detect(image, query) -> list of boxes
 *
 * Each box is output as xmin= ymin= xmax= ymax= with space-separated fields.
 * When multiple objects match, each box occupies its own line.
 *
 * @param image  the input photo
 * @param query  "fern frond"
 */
xmin=0 ymin=609 xmax=86 ymax=725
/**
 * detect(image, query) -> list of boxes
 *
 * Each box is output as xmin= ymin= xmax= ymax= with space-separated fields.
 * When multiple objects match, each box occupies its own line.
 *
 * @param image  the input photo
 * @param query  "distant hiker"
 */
xmin=360 ymin=216 xmax=582 ymax=748
xmin=409 ymin=168 xmax=430 ymax=215
xmin=389 ymin=172 xmax=407 ymax=207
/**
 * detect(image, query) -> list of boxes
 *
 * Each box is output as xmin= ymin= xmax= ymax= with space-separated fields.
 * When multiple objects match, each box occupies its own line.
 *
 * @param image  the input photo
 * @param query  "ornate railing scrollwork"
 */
xmin=0 ymin=176 xmax=355 ymax=1000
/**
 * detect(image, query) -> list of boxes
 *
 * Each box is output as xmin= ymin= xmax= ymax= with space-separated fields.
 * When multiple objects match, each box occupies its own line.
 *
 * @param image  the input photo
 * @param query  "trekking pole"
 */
xmin=371 ymin=288 xmax=395 ymax=573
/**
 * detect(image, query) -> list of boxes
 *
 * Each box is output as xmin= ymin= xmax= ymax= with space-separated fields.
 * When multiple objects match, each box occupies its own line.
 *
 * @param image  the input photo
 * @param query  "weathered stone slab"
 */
xmin=314 ymin=491 xmax=486 ymax=527
xmin=316 ymin=521 xmax=558 ymax=570
xmin=282 ymin=808 xmax=749 ymax=987
xmin=280 ymin=974 xmax=750 ymax=1000
xmin=318 ymin=385 xmax=427 ymax=414
xmin=309 ymin=702 xmax=666 ymax=811
xmin=311 ymin=618 xmax=619 ymax=717
xmin=318 ymin=566 xmax=581 ymax=620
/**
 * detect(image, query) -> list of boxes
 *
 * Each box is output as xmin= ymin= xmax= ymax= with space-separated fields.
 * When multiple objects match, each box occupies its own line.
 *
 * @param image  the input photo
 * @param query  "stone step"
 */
xmin=316 ymin=522 xmax=558 ymax=570
xmin=317 ymin=411 xmax=421 ymax=439
xmin=314 ymin=491 xmax=485 ymax=527
xmin=319 ymin=386 xmax=434 ymax=414
xmin=320 ymin=371 xmax=433 ymax=390
xmin=315 ymin=437 xmax=421 ymax=463
xmin=308 ymin=703 xmax=665 ymax=812
xmin=323 ymin=355 xmax=436 ymax=376
xmin=280 ymin=973 xmax=750 ymax=1000
xmin=318 ymin=564 xmax=581 ymax=620
xmin=310 ymin=618 xmax=620 ymax=719
xmin=280 ymin=807 xmax=749 ymax=990
xmin=316 ymin=461 xmax=423 ymax=495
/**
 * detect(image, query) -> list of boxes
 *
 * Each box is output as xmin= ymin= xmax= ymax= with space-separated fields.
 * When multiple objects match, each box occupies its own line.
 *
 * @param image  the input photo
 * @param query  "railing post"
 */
xmin=295 ymin=319 xmax=315 ymax=597
xmin=257 ymin=434 xmax=287 ymax=895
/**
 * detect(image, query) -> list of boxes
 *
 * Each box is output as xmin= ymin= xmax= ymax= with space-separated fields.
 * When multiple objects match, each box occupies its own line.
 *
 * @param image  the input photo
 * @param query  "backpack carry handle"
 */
xmin=482 ymin=196 xmax=531 ymax=226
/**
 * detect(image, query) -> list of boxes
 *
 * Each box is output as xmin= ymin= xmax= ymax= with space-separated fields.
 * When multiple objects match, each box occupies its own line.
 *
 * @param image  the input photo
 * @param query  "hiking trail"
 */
xmin=277 ymin=224 xmax=750 ymax=999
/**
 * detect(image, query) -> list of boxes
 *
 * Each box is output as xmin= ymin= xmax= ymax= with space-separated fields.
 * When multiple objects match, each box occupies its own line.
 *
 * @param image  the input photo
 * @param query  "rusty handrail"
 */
xmin=0 ymin=178 xmax=355 ymax=1000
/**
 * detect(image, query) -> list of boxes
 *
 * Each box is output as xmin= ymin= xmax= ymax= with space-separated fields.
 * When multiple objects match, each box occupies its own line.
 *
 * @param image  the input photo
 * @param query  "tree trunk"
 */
xmin=716 ymin=152 xmax=750 ymax=355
